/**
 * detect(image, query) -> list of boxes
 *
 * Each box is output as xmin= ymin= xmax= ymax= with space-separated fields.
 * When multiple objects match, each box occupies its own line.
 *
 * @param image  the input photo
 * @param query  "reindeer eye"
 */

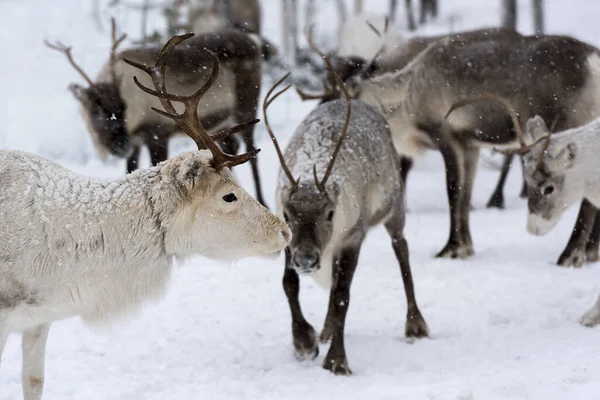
xmin=222 ymin=193 xmax=237 ymax=203
xmin=283 ymin=213 xmax=289 ymax=222
xmin=327 ymin=211 xmax=334 ymax=221
xmin=542 ymin=185 xmax=555 ymax=196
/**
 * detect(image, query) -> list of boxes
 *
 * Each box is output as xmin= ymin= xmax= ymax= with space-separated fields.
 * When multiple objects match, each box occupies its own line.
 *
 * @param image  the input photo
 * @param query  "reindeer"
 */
xmin=319 ymin=30 xmax=600 ymax=267
xmin=448 ymin=95 xmax=600 ymax=324
xmin=0 ymin=34 xmax=291 ymax=400
xmin=45 ymin=20 xmax=269 ymax=206
xmin=330 ymin=26 xmax=524 ymax=194
xmin=264 ymin=67 xmax=428 ymax=375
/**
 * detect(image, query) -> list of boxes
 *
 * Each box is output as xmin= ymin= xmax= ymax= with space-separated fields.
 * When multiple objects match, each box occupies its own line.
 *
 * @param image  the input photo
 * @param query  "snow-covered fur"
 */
xmin=520 ymin=116 xmax=600 ymax=327
xmin=275 ymin=99 xmax=428 ymax=374
xmin=0 ymin=149 xmax=290 ymax=399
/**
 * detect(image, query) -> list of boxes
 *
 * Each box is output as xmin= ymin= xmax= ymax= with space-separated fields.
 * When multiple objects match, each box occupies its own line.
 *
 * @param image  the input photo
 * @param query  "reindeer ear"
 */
xmin=526 ymin=115 xmax=550 ymax=142
xmin=68 ymin=83 xmax=88 ymax=103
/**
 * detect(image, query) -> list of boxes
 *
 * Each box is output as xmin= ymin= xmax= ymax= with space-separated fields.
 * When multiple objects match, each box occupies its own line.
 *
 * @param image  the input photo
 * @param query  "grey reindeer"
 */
xmin=324 ymin=28 xmax=600 ymax=268
xmin=45 ymin=19 xmax=268 ymax=205
xmin=264 ymin=67 xmax=428 ymax=375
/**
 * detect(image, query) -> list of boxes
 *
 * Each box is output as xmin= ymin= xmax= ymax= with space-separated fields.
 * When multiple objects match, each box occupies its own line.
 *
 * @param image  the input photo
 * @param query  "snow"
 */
xmin=2 ymin=0 xmax=600 ymax=399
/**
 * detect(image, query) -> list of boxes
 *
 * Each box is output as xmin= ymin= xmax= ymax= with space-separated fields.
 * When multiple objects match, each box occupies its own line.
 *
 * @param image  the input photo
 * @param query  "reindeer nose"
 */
xmin=293 ymin=251 xmax=320 ymax=272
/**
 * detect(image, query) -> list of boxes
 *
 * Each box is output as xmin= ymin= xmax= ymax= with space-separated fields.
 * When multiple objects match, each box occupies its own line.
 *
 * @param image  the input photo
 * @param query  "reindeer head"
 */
xmin=446 ymin=94 xmax=580 ymax=237
xmin=264 ymin=67 xmax=351 ymax=274
xmin=125 ymin=33 xmax=291 ymax=259
xmin=46 ymin=18 xmax=131 ymax=159
xmin=521 ymin=116 xmax=581 ymax=236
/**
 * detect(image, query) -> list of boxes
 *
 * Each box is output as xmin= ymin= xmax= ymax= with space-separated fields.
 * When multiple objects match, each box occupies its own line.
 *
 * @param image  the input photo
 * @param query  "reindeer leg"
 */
xmin=399 ymin=156 xmax=413 ymax=186
xmin=460 ymin=147 xmax=479 ymax=250
xmin=22 ymin=323 xmax=51 ymax=400
xmin=487 ymin=154 xmax=513 ymax=209
xmin=319 ymin=263 xmax=338 ymax=343
xmin=557 ymin=199 xmax=597 ymax=268
xmin=384 ymin=211 xmax=429 ymax=338
xmin=436 ymin=140 xmax=473 ymax=259
xmin=519 ymin=156 xmax=528 ymax=198
xmin=126 ymin=144 xmax=141 ymax=174
xmin=405 ymin=0 xmax=416 ymax=31
xmin=242 ymin=129 xmax=266 ymax=207
xmin=147 ymin=131 xmax=169 ymax=166
xmin=585 ymin=211 xmax=600 ymax=263
xmin=580 ymin=292 xmax=600 ymax=327
xmin=0 ymin=315 xmax=7 ymax=368
xmin=322 ymin=240 xmax=364 ymax=376
xmin=283 ymin=249 xmax=319 ymax=360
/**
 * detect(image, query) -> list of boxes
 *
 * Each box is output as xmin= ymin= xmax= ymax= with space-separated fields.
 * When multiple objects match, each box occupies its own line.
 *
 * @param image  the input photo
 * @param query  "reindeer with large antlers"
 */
xmin=265 ymin=66 xmax=428 ymax=375
xmin=0 ymin=33 xmax=291 ymax=400
xmin=45 ymin=19 xmax=269 ymax=205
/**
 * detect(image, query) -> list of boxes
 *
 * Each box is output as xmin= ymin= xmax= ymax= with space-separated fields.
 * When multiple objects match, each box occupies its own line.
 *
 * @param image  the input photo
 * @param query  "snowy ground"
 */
xmin=2 ymin=0 xmax=600 ymax=399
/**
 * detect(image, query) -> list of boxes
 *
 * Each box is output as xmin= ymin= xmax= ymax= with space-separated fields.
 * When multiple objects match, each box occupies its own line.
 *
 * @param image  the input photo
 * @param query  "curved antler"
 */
xmin=123 ymin=34 xmax=259 ymax=169
xmin=296 ymin=24 xmax=340 ymax=101
xmin=445 ymin=93 xmax=527 ymax=148
xmin=263 ymin=73 xmax=298 ymax=188
xmin=314 ymin=67 xmax=352 ymax=191
xmin=44 ymin=40 xmax=97 ymax=91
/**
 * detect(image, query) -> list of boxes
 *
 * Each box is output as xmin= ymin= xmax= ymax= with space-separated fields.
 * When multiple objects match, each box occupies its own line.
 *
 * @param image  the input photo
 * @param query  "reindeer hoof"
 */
xmin=323 ymin=355 xmax=352 ymax=375
xmin=406 ymin=310 xmax=429 ymax=338
xmin=319 ymin=326 xmax=332 ymax=343
xmin=585 ymin=248 xmax=600 ymax=264
xmin=435 ymin=242 xmax=474 ymax=259
xmin=293 ymin=324 xmax=319 ymax=361
xmin=580 ymin=307 xmax=600 ymax=327
xmin=557 ymin=248 xmax=586 ymax=268
xmin=486 ymin=192 xmax=505 ymax=209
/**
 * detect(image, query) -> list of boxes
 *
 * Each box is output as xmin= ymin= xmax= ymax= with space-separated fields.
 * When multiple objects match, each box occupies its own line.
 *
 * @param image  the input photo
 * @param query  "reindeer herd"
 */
xmin=3 ymin=4 xmax=600 ymax=399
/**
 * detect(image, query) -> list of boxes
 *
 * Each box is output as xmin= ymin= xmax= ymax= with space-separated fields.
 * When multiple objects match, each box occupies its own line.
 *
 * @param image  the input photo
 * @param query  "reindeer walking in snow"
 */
xmin=264 ymin=63 xmax=428 ymax=374
xmin=46 ymin=19 xmax=269 ymax=205
xmin=0 ymin=33 xmax=291 ymax=400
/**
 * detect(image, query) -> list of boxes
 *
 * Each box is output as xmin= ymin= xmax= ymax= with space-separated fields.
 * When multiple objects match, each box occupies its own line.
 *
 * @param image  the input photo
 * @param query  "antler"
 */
xmin=110 ymin=17 xmax=127 ymax=84
xmin=314 ymin=67 xmax=352 ymax=191
xmin=359 ymin=17 xmax=390 ymax=76
xmin=296 ymin=25 xmax=340 ymax=101
xmin=123 ymin=33 xmax=259 ymax=169
xmin=44 ymin=39 xmax=97 ymax=91
xmin=263 ymin=73 xmax=298 ymax=188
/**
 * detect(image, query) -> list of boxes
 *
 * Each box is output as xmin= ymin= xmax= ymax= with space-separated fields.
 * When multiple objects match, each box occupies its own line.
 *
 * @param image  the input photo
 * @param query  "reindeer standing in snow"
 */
xmin=0 ymin=33 xmax=291 ymax=400
xmin=264 ymin=64 xmax=428 ymax=374
xmin=46 ymin=19 xmax=269 ymax=205
xmin=331 ymin=29 xmax=600 ymax=267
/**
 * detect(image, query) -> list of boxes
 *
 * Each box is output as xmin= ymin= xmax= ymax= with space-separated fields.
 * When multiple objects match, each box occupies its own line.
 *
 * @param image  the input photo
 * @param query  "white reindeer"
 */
xmin=0 ymin=34 xmax=291 ymax=400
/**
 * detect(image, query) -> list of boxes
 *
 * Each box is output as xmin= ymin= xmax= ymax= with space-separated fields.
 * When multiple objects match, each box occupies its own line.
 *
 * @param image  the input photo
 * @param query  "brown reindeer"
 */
xmin=318 ymin=28 xmax=600 ymax=267
xmin=45 ymin=20 xmax=268 ymax=205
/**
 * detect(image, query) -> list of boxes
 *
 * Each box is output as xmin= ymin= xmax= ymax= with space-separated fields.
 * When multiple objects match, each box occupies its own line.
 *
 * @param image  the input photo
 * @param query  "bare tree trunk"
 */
xmin=334 ymin=0 xmax=347 ymax=23
xmin=532 ymin=0 xmax=544 ymax=34
xmin=354 ymin=0 xmax=364 ymax=14
xmin=305 ymin=0 xmax=316 ymax=31
xmin=91 ymin=0 xmax=104 ymax=32
xmin=281 ymin=0 xmax=299 ymax=66
xmin=405 ymin=0 xmax=416 ymax=31
xmin=389 ymin=0 xmax=398 ymax=23
xmin=420 ymin=0 xmax=438 ymax=23
xmin=502 ymin=0 xmax=517 ymax=29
